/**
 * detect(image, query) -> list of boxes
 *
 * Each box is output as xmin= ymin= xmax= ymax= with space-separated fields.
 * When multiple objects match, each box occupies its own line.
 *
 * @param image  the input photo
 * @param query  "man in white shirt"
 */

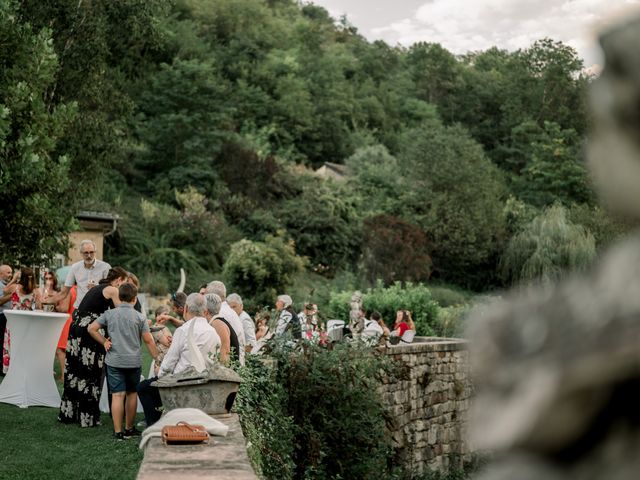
xmin=361 ymin=308 xmax=384 ymax=345
xmin=46 ymin=239 xmax=111 ymax=308
xmin=227 ymin=293 xmax=256 ymax=353
xmin=137 ymin=293 xmax=220 ymax=426
xmin=205 ymin=281 xmax=245 ymax=365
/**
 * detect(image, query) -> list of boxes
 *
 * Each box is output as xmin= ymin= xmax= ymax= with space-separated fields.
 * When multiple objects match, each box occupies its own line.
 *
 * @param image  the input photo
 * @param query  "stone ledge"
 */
xmin=384 ymin=337 xmax=468 ymax=354
xmin=137 ymin=413 xmax=257 ymax=480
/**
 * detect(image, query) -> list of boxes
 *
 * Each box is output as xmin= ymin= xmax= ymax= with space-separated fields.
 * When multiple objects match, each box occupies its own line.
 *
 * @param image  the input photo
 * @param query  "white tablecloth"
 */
xmin=0 ymin=310 xmax=68 ymax=408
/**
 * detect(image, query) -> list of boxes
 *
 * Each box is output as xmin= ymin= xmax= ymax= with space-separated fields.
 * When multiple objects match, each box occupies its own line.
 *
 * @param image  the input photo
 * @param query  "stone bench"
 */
xmin=137 ymin=413 xmax=258 ymax=480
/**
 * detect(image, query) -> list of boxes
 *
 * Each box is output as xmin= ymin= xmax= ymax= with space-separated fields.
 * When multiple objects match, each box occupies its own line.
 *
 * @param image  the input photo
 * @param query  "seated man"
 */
xmin=137 ymin=293 xmax=220 ymax=427
xmin=361 ymin=308 xmax=384 ymax=345
xmin=155 ymin=291 xmax=187 ymax=327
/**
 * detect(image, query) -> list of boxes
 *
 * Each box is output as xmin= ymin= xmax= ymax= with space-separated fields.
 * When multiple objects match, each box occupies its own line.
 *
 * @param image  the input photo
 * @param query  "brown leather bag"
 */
xmin=161 ymin=421 xmax=210 ymax=445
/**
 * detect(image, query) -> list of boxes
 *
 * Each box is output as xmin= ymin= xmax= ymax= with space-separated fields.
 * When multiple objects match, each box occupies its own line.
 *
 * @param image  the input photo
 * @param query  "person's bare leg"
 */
xmin=125 ymin=392 xmax=138 ymax=430
xmin=55 ymin=348 xmax=65 ymax=381
xmin=111 ymin=392 xmax=126 ymax=433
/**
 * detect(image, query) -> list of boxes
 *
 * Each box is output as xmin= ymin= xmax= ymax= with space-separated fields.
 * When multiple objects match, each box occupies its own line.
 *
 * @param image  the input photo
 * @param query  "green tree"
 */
xmin=399 ymin=122 xmax=508 ymax=288
xmin=500 ymin=204 xmax=596 ymax=285
xmin=133 ymin=59 xmax=234 ymax=198
xmin=222 ymin=234 xmax=306 ymax=308
xmin=274 ymin=179 xmax=362 ymax=275
xmin=346 ymin=144 xmax=410 ymax=216
xmin=361 ymin=214 xmax=432 ymax=285
xmin=406 ymin=42 xmax=463 ymax=122
xmin=0 ymin=2 xmax=78 ymax=264
xmin=17 ymin=0 xmax=169 ymax=199
xmin=511 ymin=121 xmax=594 ymax=207
xmin=567 ymin=204 xmax=635 ymax=252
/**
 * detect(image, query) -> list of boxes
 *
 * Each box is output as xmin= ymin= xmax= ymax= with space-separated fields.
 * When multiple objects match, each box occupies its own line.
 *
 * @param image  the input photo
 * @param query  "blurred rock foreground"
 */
xmin=468 ymin=14 xmax=640 ymax=480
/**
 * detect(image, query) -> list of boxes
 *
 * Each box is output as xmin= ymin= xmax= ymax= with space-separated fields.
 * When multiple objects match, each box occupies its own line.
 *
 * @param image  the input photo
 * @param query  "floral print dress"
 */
xmin=58 ymin=283 xmax=113 ymax=428
xmin=2 ymin=290 xmax=35 ymax=374
xmin=57 ymin=310 xmax=108 ymax=427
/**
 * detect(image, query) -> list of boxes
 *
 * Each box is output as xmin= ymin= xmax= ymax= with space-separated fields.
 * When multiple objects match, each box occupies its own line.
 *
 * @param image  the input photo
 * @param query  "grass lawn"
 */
xmin=0 ymin=344 xmax=156 ymax=480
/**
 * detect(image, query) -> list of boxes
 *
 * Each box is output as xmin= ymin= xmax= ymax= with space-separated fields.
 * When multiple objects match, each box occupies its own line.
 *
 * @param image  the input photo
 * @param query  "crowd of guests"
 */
xmin=0 ymin=239 xmax=417 ymax=440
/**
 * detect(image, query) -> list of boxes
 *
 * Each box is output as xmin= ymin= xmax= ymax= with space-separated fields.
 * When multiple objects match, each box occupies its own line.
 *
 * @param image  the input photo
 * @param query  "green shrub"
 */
xmin=328 ymin=281 xmax=440 ymax=336
xmin=428 ymin=284 xmax=472 ymax=308
xmin=241 ymin=343 xmax=394 ymax=479
xmin=222 ymin=234 xmax=306 ymax=309
xmin=434 ymin=306 xmax=470 ymax=338
xmin=237 ymin=341 xmax=399 ymax=480
xmin=236 ymin=357 xmax=296 ymax=479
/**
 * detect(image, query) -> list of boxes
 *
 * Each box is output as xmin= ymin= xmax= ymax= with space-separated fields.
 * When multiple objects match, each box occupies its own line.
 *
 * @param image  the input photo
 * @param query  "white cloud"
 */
xmin=370 ymin=0 xmax=640 ymax=68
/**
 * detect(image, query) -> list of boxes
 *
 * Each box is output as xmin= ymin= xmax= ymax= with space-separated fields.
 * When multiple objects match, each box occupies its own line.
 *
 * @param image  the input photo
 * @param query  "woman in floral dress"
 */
xmin=58 ymin=267 xmax=127 ymax=427
xmin=2 ymin=267 xmax=42 ymax=374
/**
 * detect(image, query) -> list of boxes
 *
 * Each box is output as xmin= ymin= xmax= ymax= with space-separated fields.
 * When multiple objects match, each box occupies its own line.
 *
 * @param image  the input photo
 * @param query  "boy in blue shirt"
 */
xmin=89 ymin=283 xmax=158 ymax=440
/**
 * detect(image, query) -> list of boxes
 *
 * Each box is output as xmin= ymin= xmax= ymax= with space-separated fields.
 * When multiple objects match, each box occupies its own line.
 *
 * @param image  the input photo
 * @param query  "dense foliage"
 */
xmin=0 ymin=1 xmax=77 ymax=264
xmin=222 ymin=234 xmax=306 ymax=308
xmin=236 ymin=341 xmax=398 ymax=479
xmin=2 ymin=0 xmax=629 ymax=296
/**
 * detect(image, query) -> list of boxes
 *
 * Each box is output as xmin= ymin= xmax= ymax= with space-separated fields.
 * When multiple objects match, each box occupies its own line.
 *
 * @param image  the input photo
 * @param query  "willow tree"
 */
xmin=500 ymin=204 xmax=596 ymax=285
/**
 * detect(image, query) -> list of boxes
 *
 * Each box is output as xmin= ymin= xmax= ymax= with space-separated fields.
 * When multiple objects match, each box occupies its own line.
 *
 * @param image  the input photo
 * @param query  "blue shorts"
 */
xmin=106 ymin=365 xmax=142 ymax=393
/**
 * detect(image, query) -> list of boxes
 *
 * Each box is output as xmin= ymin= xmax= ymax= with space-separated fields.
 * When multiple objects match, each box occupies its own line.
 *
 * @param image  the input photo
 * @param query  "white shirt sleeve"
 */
xmin=158 ymin=327 xmax=184 ymax=377
xmin=65 ymin=265 xmax=76 ymax=288
xmin=242 ymin=312 xmax=257 ymax=348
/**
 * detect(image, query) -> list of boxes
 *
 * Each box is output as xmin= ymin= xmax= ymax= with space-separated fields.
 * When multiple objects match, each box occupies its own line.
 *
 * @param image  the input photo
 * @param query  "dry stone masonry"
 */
xmin=380 ymin=337 xmax=472 ymax=475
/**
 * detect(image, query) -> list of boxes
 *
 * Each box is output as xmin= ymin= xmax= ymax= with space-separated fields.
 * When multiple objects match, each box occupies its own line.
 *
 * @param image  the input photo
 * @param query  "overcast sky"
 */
xmin=310 ymin=0 xmax=640 ymax=69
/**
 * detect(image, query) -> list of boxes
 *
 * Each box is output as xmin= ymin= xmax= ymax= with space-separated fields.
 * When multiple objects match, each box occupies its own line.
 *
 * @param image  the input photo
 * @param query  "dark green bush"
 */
xmin=237 ymin=341 xmax=398 ymax=480
xmin=222 ymin=234 xmax=306 ymax=309
xmin=235 ymin=357 xmax=296 ymax=479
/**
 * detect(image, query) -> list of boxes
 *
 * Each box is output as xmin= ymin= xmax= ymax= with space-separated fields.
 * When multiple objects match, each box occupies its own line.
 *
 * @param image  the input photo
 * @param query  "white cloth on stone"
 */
xmin=139 ymin=407 xmax=229 ymax=449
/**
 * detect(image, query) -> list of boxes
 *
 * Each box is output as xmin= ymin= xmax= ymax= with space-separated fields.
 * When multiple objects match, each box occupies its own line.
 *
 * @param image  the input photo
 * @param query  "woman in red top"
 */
xmin=392 ymin=310 xmax=411 ymax=337
xmin=55 ymin=286 xmax=76 ymax=381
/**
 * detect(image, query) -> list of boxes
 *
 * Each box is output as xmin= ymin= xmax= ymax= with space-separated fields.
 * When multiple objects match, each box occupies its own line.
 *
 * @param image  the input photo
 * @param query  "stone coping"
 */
xmin=384 ymin=337 xmax=468 ymax=354
xmin=137 ymin=413 xmax=257 ymax=480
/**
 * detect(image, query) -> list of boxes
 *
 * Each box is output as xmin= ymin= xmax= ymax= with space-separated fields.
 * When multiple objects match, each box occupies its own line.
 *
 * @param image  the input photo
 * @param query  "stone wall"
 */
xmin=380 ymin=337 xmax=472 ymax=475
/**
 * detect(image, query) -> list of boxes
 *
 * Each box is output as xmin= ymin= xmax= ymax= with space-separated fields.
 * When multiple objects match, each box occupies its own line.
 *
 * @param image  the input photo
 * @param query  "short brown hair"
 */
xmin=171 ymin=291 xmax=187 ymax=308
xmin=119 ymin=283 xmax=138 ymax=303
